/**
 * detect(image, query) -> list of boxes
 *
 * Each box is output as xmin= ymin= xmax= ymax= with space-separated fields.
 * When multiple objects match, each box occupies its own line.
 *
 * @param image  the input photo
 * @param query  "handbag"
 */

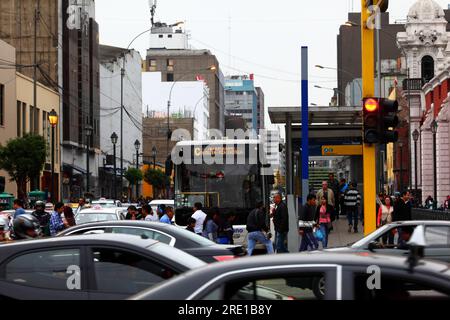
xmin=314 ymin=228 xmax=324 ymax=241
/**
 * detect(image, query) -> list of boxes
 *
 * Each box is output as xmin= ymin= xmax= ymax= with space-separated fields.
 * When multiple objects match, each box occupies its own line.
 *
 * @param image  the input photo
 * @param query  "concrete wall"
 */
xmin=0 ymin=40 xmax=18 ymax=195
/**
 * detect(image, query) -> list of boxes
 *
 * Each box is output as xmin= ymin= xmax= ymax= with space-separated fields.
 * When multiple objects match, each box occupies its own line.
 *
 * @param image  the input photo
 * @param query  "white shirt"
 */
xmin=192 ymin=210 xmax=207 ymax=234
xmin=145 ymin=214 xmax=159 ymax=222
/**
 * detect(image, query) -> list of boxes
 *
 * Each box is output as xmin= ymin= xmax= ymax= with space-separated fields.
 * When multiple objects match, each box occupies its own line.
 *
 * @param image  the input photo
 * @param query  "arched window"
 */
xmin=422 ymin=56 xmax=435 ymax=82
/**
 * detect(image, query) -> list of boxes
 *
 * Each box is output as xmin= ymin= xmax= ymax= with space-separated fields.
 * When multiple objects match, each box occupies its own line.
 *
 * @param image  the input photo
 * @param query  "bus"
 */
xmin=172 ymin=139 xmax=276 ymax=246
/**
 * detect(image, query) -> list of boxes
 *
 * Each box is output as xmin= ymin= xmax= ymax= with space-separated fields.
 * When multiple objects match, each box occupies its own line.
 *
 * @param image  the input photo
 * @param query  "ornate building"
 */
xmin=398 ymin=0 xmax=450 ymax=206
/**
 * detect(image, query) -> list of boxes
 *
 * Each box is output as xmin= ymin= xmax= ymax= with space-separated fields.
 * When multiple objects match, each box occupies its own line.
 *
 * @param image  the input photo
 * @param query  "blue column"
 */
xmin=301 ymin=46 xmax=309 ymax=204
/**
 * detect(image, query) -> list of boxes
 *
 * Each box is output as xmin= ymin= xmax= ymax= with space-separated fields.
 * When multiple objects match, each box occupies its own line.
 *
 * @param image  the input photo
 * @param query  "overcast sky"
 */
xmin=96 ymin=0 xmax=450 ymax=116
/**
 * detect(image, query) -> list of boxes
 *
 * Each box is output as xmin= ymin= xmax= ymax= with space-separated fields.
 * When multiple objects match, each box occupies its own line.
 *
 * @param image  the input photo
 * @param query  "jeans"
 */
xmin=299 ymin=229 xmax=318 ymax=252
xmin=247 ymin=231 xmax=274 ymax=256
xmin=319 ymin=224 xmax=329 ymax=249
xmin=275 ymin=231 xmax=289 ymax=253
xmin=347 ymin=207 xmax=359 ymax=230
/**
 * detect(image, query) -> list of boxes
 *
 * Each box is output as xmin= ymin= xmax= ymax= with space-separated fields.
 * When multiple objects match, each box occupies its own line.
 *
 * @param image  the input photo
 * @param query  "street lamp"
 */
xmin=431 ymin=120 xmax=438 ymax=210
xmin=48 ymin=109 xmax=58 ymax=204
xmin=110 ymin=132 xmax=118 ymax=200
xmin=152 ymin=146 xmax=157 ymax=170
xmin=134 ymin=139 xmax=141 ymax=200
xmin=399 ymin=142 xmax=404 ymax=193
xmin=412 ymin=129 xmax=420 ymax=196
xmin=85 ymin=125 xmax=93 ymax=194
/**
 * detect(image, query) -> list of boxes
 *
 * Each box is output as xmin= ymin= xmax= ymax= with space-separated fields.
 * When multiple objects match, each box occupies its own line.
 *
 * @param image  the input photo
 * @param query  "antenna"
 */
xmin=149 ymin=0 xmax=157 ymax=27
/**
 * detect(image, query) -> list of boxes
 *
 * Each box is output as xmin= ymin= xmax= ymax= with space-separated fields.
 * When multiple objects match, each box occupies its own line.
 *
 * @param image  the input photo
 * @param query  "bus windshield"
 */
xmin=175 ymin=163 xmax=264 ymax=225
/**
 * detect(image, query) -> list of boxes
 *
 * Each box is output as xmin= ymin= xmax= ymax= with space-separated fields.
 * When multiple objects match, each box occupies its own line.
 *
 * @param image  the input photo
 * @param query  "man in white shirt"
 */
xmin=191 ymin=202 xmax=207 ymax=235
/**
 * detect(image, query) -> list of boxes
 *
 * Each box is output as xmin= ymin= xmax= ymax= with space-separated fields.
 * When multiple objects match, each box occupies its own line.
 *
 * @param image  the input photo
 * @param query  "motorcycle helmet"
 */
xmin=35 ymin=201 xmax=46 ymax=210
xmin=13 ymin=214 xmax=42 ymax=240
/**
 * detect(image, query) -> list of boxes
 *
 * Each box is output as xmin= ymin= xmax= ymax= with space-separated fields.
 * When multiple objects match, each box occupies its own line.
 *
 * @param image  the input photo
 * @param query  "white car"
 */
xmin=75 ymin=206 xmax=126 ymax=225
xmin=149 ymin=200 xmax=174 ymax=214
xmin=91 ymin=198 xmax=122 ymax=208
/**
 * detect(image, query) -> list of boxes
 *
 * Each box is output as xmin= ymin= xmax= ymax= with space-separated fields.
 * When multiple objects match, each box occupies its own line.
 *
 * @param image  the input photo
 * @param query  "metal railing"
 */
xmin=403 ymin=78 xmax=425 ymax=91
xmin=412 ymin=208 xmax=450 ymax=221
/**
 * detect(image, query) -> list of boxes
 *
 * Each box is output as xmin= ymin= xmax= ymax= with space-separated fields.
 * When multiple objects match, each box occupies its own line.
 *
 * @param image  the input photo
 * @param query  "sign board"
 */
xmin=322 ymin=145 xmax=363 ymax=156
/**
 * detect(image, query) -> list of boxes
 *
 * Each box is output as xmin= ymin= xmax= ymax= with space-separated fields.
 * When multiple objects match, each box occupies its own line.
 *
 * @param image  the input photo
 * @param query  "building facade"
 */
xmin=99 ymin=45 xmax=143 ymax=199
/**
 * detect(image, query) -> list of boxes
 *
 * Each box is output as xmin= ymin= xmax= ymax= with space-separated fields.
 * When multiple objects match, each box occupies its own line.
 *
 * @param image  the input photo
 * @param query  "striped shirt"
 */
xmin=344 ymin=189 xmax=361 ymax=207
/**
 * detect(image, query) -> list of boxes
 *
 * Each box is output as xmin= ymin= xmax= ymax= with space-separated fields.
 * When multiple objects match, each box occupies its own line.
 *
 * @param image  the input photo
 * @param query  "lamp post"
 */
xmin=48 ymin=109 xmax=58 ymax=203
xmin=413 ymin=129 xmax=420 ymax=197
xmin=152 ymin=146 xmax=157 ymax=170
xmin=431 ymin=120 xmax=438 ymax=210
xmin=399 ymin=142 xmax=404 ymax=193
xmin=85 ymin=125 xmax=93 ymax=194
xmin=110 ymin=132 xmax=118 ymax=200
xmin=134 ymin=139 xmax=141 ymax=200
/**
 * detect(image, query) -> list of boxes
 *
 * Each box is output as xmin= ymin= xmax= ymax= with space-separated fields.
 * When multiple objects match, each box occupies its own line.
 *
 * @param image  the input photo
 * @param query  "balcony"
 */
xmin=403 ymin=78 xmax=425 ymax=91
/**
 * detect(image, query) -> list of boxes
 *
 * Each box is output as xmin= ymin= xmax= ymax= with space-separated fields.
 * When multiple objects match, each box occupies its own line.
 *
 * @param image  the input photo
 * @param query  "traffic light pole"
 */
xmin=361 ymin=1 xmax=377 ymax=236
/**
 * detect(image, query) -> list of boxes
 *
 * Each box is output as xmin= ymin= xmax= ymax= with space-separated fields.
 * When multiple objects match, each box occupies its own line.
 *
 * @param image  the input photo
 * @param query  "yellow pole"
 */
xmin=361 ymin=1 xmax=377 ymax=236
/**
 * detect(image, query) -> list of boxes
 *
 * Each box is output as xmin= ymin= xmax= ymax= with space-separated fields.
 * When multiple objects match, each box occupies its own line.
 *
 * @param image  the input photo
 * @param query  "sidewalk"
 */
xmin=326 ymin=216 xmax=365 ymax=248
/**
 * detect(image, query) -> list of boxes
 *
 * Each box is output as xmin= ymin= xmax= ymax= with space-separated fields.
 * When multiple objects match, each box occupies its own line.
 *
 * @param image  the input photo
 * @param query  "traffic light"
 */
xmin=365 ymin=0 xmax=389 ymax=12
xmin=363 ymin=98 xmax=380 ymax=144
xmin=379 ymin=98 xmax=399 ymax=143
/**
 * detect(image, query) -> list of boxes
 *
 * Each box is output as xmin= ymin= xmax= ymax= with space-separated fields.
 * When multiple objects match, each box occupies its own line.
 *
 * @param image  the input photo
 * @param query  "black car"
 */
xmin=0 ymin=234 xmax=205 ymax=300
xmin=326 ymin=221 xmax=450 ymax=262
xmin=131 ymin=251 xmax=450 ymax=301
xmin=58 ymin=221 xmax=246 ymax=263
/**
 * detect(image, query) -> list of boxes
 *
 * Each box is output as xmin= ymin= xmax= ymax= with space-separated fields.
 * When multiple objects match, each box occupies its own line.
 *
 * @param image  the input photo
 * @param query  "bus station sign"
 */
xmin=322 ymin=145 xmax=363 ymax=156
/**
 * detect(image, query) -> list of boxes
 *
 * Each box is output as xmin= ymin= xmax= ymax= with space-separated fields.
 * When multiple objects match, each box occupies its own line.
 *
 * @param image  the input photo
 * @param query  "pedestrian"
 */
xmin=13 ymin=199 xmax=26 ymax=219
xmin=425 ymin=195 xmax=434 ymax=209
xmin=338 ymin=178 xmax=349 ymax=217
xmin=31 ymin=201 xmax=51 ymax=237
xmin=328 ymin=173 xmax=339 ymax=218
xmin=0 ymin=214 xmax=11 ymax=242
xmin=299 ymin=194 xmax=319 ymax=252
xmin=75 ymin=198 xmax=87 ymax=215
xmin=142 ymin=204 xmax=159 ymax=222
xmin=344 ymin=182 xmax=361 ymax=233
xmin=217 ymin=212 xmax=236 ymax=244
xmin=191 ymin=202 xmax=207 ymax=235
xmin=393 ymin=191 xmax=412 ymax=222
xmin=316 ymin=196 xmax=333 ymax=249
xmin=246 ymin=202 xmax=274 ymax=256
xmin=49 ymin=203 xmax=67 ymax=236
xmin=63 ymin=205 xmax=76 ymax=227
xmin=377 ymin=196 xmax=394 ymax=245
xmin=160 ymin=206 xmax=174 ymax=225
xmin=186 ymin=217 xmax=196 ymax=233
xmin=202 ymin=208 xmax=220 ymax=242
xmin=317 ymin=181 xmax=335 ymax=210
xmin=272 ymin=193 xmax=289 ymax=253
xmin=126 ymin=205 xmax=142 ymax=220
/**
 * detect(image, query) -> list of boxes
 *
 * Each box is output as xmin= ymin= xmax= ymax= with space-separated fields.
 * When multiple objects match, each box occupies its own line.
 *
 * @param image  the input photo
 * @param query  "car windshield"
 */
xmin=75 ymin=213 xmax=118 ymax=225
xmin=91 ymin=202 xmax=116 ymax=208
xmin=351 ymin=224 xmax=393 ymax=248
xmin=149 ymin=242 xmax=206 ymax=270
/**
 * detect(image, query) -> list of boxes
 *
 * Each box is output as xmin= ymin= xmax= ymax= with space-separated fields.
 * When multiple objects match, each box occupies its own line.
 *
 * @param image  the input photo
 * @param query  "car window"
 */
xmin=425 ymin=226 xmax=450 ymax=247
xmin=149 ymin=242 xmax=206 ymax=270
xmin=370 ymin=226 xmax=417 ymax=250
xmin=354 ymin=274 xmax=450 ymax=300
xmin=222 ymin=274 xmax=326 ymax=301
xmin=110 ymin=227 xmax=173 ymax=245
xmin=169 ymin=226 xmax=217 ymax=247
xmin=4 ymin=249 xmax=81 ymax=290
xmin=91 ymin=247 xmax=177 ymax=295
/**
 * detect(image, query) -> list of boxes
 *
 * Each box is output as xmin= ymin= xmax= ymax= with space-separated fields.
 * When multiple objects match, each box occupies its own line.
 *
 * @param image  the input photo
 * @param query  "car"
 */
xmin=0 ymin=233 xmax=205 ymax=300
xmin=74 ymin=206 xmax=126 ymax=225
xmin=58 ymin=221 xmax=246 ymax=263
xmin=325 ymin=221 xmax=450 ymax=263
xmin=131 ymin=250 xmax=450 ymax=301
xmin=91 ymin=198 xmax=122 ymax=208
xmin=149 ymin=199 xmax=174 ymax=214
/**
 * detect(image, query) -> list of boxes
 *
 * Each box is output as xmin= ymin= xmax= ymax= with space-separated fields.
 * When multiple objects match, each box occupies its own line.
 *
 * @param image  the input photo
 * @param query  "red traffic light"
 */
xmin=364 ymin=98 xmax=379 ymax=112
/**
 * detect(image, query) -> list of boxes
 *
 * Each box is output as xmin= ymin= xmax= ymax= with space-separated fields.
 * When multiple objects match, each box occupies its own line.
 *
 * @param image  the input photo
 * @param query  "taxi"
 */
xmin=74 ymin=205 xmax=126 ymax=226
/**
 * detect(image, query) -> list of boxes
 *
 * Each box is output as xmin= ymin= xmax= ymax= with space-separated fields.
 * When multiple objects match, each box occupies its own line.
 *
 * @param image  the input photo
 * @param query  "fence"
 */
xmin=412 ymin=208 xmax=450 ymax=221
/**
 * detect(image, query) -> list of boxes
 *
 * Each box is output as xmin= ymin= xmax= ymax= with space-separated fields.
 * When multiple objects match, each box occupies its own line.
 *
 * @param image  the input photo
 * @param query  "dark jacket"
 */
xmin=273 ymin=201 xmax=289 ymax=233
xmin=393 ymin=199 xmax=412 ymax=222
xmin=247 ymin=208 xmax=269 ymax=233
xmin=299 ymin=204 xmax=317 ymax=231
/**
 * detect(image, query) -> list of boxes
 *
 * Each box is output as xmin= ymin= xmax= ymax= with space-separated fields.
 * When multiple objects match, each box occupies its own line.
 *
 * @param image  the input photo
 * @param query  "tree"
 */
xmin=124 ymin=167 xmax=143 ymax=200
xmin=144 ymin=168 xmax=169 ymax=199
xmin=0 ymin=134 xmax=47 ymax=200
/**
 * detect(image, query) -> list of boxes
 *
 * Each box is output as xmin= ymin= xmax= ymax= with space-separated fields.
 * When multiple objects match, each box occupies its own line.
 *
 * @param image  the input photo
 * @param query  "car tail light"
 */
xmin=213 ymin=255 xmax=235 ymax=262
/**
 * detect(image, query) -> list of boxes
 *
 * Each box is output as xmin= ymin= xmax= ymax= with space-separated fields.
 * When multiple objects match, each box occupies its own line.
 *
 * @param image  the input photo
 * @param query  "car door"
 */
xmin=85 ymin=246 xmax=180 ymax=300
xmin=0 ymin=247 xmax=89 ymax=300
xmin=195 ymin=265 xmax=341 ymax=300
xmin=424 ymin=226 xmax=450 ymax=262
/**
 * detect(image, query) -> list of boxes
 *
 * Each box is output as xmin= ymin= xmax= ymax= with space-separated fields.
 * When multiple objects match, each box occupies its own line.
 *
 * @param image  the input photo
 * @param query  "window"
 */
xmin=17 ymin=101 xmax=22 ymax=136
xmin=158 ymin=34 xmax=163 ymax=38
xmin=149 ymin=59 xmax=157 ymax=72
xmin=5 ymin=249 xmax=81 ymax=290
xmin=22 ymin=102 xmax=26 ymax=136
xmin=422 ymin=56 xmax=435 ymax=83
xmin=167 ymin=73 xmax=174 ymax=82
xmin=110 ymin=227 xmax=173 ymax=245
xmin=168 ymin=34 xmax=173 ymax=38
xmin=370 ymin=225 xmax=417 ymax=249
xmin=35 ymin=108 xmax=40 ymax=134
xmin=425 ymin=226 xmax=450 ymax=247
xmin=0 ymin=84 xmax=4 ymax=126
xmin=91 ymin=248 xmax=177 ymax=295
xmin=29 ymin=105 xmax=35 ymax=133
xmin=221 ymin=274 xmax=326 ymax=301
xmin=167 ymin=59 xmax=174 ymax=72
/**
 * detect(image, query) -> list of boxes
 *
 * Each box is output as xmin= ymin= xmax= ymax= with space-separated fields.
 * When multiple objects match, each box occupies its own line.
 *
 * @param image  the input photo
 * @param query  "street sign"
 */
xmin=322 ymin=145 xmax=363 ymax=156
